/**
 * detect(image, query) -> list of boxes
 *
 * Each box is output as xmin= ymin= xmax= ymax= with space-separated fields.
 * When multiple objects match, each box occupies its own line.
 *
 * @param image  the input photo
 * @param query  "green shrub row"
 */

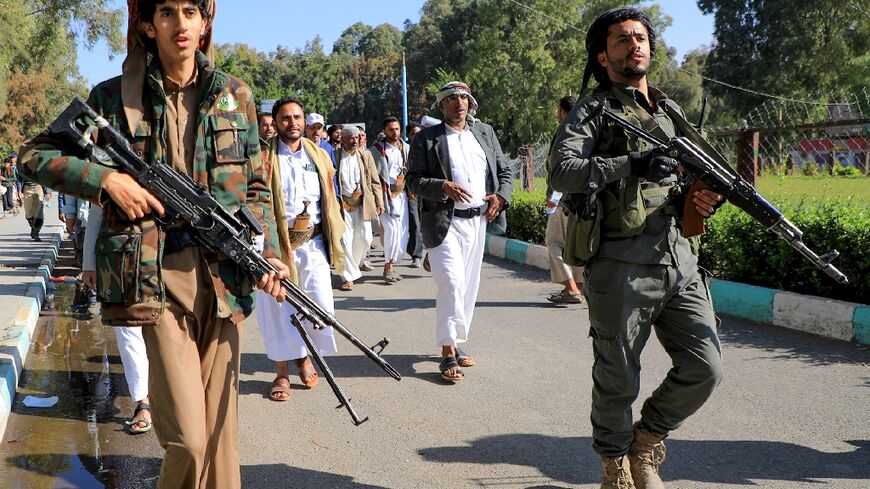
xmin=505 ymin=191 xmax=868 ymax=303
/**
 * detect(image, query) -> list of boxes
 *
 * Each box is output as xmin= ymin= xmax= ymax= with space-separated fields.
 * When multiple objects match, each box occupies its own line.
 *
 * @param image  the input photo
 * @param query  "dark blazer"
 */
xmin=406 ymin=119 xmax=513 ymax=248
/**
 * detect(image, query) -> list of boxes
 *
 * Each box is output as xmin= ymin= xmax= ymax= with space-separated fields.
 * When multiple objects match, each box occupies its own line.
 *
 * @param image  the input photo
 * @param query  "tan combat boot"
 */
xmin=600 ymin=455 xmax=635 ymax=489
xmin=627 ymin=422 xmax=667 ymax=489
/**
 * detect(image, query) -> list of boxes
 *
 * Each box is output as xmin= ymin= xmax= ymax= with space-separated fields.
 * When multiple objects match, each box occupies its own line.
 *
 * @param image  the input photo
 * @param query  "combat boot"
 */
xmin=600 ymin=455 xmax=635 ymax=489
xmin=627 ymin=422 xmax=667 ymax=489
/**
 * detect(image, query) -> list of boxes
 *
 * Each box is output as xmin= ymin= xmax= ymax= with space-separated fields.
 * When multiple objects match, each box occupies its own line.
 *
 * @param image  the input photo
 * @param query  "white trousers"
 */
xmin=429 ymin=214 xmax=487 ymax=347
xmin=339 ymin=207 xmax=372 ymax=282
xmin=256 ymin=235 xmax=338 ymax=362
xmin=545 ymin=206 xmax=584 ymax=284
xmin=379 ymin=191 xmax=409 ymax=264
xmin=115 ymin=327 xmax=149 ymax=402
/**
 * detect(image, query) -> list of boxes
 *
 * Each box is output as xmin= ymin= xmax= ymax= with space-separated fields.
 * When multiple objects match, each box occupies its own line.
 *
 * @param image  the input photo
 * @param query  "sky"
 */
xmin=76 ymin=1 xmax=715 ymax=88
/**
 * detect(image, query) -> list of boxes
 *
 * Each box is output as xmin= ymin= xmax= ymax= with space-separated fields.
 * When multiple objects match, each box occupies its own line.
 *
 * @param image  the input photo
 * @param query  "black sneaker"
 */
xmin=30 ymin=229 xmax=41 ymax=242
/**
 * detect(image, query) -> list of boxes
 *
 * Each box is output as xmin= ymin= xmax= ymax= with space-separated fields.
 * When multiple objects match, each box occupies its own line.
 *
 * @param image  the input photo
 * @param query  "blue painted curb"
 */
xmin=485 ymin=233 xmax=869 ymax=346
xmin=0 ymin=229 xmax=63 ymax=440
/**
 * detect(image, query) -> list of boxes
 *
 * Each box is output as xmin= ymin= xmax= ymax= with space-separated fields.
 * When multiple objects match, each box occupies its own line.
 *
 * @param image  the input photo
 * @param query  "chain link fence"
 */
xmin=506 ymin=89 xmax=870 ymax=192
xmin=707 ymin=89 xmax=870 ymax=179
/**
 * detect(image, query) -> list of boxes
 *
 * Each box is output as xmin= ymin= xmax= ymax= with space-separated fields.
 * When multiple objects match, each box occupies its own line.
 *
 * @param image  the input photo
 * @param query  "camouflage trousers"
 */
xmin=583 ymin=257 xmax=724 ymax=458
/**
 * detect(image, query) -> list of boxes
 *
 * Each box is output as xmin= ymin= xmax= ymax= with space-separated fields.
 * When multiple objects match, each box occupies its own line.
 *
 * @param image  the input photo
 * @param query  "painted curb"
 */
xmin=0 ymin=227 xmax=63 ymax=441
xmin=485 ymin=234 xmax=869 ymax=346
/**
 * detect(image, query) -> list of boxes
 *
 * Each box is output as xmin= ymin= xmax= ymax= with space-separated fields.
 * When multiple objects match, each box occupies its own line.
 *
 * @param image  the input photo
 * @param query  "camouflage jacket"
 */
xmin=19 ymin=51 xmax=280 ymax=325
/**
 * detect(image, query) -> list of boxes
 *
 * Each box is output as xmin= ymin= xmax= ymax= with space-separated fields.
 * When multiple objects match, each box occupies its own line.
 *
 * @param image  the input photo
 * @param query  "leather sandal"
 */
xmin=455 ymin=346 xmax=477 ymax=367
xmin=439 ymin=356 xmax=464 ymax=382
xmin=269 ymin=376 xmax=291 ymax=401
xmin=126 ymin=401 xmax=153 ymax=434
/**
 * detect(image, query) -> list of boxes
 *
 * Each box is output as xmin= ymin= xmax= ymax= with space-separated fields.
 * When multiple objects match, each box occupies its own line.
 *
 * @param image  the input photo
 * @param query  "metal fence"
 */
xmin=507 ymin=89 xmax=870 ymax=191
xmin=707 ymin=89 xmax=870 ymax=181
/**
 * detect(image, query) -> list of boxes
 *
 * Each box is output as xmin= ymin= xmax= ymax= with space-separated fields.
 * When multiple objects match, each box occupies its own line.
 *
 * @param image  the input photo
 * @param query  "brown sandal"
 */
xmin=339 ymin=281 xmax=353 ymax=291
xmin=455 ymin=346 xmax=477 ymax=367
xmin=296 ymin=356 xmax=319 ymax=389
xmin=269 ymin=376 xmax=291 ymax=401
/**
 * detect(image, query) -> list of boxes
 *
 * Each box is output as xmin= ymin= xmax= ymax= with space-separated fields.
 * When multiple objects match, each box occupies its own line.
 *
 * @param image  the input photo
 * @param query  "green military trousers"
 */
xmin=583 ymin=256 xmax=724 ymax=458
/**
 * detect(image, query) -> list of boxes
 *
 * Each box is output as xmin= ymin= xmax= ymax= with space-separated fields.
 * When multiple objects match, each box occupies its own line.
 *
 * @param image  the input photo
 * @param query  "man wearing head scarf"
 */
xmin=549 ymin=8 xmax=725 ymax=488
xmin=334 ymin=125 xmax=384 ymax=290
xmin=406 ymin=81 xmax=513 ymax=383
xmin=18 ymin=1 xmax=288 ymax=487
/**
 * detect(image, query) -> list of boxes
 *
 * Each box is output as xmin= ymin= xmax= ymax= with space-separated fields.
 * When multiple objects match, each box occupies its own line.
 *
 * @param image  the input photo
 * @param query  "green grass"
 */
xmin=514 ymin=175 xmax=869 ymax=207
xmin=755 ymin=175 xmax=869 ymax=207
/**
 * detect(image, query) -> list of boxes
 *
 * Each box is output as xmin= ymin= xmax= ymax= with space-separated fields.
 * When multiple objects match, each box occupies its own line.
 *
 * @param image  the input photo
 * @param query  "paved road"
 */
xmin=1 ymin=239 xmax=868 ymax=488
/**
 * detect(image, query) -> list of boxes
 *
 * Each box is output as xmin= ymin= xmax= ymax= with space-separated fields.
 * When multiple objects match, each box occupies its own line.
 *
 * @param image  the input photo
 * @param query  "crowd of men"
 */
xmin=13 ymin=2 xmax=727 ymax=488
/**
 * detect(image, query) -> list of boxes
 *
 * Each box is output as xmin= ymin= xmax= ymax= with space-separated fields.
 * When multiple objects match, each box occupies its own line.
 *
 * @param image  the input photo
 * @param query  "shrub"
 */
xmin=801 ymin=162 xmax=820 ymax=176
xmin=503 ymin=188 xmax=868 ymax=303
xmin=699 ymin=199 xmax=868 ymax=304
xmin=505 ymin=189 xmax=547 ymax=245
xmin=833 ymin=161 xmax=863 ymax=176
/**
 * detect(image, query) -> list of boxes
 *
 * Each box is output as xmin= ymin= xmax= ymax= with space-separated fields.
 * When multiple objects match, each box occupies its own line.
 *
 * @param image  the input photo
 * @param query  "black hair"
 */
xmin=272 ymin=97 xmax=305 ymax=120
xmin=405 ymin=121 xmax=421 ymax=133
xmin=581 ymin=7 xmax=657 ymax=92
xmin=382 ymin=116 xmax=400 ymax=129
xmin=137 ymin=1 xmax=211 ymax=55
xmin=326 ymin=124 xmax=343 ymax=136
xmin=558 ymin=96 xmax=577 ymax=114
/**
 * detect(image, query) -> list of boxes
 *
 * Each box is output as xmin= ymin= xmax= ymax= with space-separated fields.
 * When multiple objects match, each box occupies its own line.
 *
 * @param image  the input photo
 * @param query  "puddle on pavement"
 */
xmin=0 ymin=279 xmax=127 ymax=488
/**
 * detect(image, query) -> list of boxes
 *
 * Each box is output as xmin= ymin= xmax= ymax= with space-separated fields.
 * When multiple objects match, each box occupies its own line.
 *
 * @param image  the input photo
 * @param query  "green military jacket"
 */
xmin=19 ymin=51 xmax=280 ymax=325
xmin=550 ymin=83 xmax=695 ymax=267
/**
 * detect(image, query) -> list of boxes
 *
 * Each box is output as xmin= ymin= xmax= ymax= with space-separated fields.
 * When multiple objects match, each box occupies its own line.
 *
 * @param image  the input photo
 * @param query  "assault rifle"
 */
xmin=583 ymin=103 xmax=848 ymax=285
xmin=47 ymin=98 xmax=402 ymax=425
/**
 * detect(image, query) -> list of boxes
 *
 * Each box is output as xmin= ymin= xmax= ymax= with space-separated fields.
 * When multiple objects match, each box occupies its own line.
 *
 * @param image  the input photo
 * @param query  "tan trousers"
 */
xmin=142 ymin=247 xmax=241 ymax=489
xmin=545 ymin=205 xmax=584 ymax=284
xmin=22 ymin=184 xmax=44 ymax=221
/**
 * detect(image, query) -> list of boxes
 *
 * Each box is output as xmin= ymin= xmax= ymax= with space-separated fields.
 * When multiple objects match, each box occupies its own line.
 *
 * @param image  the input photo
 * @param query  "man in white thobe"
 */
xmin=371 ymin=117 xmax=410 ymax=284
xmin=406 ymin=81 xmax=513 ymax=383
xmin=335 ymin=125 xmax=384 ymax=290
xmin=256 ymin=97 xmax=345 ymax=401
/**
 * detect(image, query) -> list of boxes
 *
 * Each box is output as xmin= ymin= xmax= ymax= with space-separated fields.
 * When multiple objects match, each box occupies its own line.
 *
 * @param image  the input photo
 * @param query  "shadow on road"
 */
xmin=718 ymin=316 xmax=870 ymax=367
xmin=418 ymin=433 xmax=870 ymax=486
xmin=241 ymin=352 xmax=450 ymax=386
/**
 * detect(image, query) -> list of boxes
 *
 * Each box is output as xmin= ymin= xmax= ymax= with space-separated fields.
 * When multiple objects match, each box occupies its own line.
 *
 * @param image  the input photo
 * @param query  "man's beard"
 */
xmin=618 ymin=66 xmax=648 ymax=79
xmin=279 ymin=130 xmax=302 ymax=144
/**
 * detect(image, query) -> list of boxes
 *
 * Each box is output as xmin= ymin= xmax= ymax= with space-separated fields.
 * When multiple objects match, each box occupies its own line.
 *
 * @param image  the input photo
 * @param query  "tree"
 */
xmin=0 ymin=0 xmax=123 ymax=153
xmin=698 ymin=0 xmax=870 ymax=119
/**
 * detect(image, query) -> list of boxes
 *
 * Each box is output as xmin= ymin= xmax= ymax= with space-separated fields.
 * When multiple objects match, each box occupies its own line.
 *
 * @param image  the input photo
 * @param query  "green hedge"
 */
xmin=699 ymin=199 xmax=868 ymax=304
xmin=505 ymin=190 xmax=868 ymax=303
xmin=506 ymin=189 xmax=548 ymax=245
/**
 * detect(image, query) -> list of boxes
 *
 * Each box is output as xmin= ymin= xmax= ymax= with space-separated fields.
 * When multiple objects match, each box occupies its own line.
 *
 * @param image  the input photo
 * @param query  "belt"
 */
xmin=453 ymin=203 xmax=489 ymax=219
xmin=163 ymin=225 xmax=198 ymax=255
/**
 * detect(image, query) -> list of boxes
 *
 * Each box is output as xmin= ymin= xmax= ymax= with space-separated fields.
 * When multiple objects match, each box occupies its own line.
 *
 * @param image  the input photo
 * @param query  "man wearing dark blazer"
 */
xmin=407 ymin=81 xmax=513 ymax=383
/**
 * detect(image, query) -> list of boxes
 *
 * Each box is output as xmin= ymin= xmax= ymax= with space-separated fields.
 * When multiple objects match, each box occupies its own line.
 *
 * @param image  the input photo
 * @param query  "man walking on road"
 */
xmin=407 ymin=81 xmax=512 ymax=383
xmin=545 ymin=95 xmax=584 ymax=305
xmin=18 ymin=1 xmax=288 ymax=487
xmin=549 ymin=8 xmax=725 ymax=488
xmin=334 ymin=125 xmax=383 ymax=291
xmin=256 ymin=97 xmax=345 ymax=402
xmin=372 ymin=116 xmax=411 ymax=283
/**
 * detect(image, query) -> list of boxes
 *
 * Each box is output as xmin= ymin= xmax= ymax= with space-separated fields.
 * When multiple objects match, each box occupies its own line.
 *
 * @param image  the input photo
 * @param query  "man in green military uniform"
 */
xmin=19 ymin=1 xmax=288 ymax=488
xmin=550 ymin=8 xmax=725 ymax=489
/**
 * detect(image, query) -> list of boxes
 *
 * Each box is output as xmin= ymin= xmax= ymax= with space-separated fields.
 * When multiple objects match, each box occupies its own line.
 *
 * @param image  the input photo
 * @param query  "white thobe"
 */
xmin=430 ymin=125 xmax=489 ymax=346
xmin=83 ymin=206 xmax=149 ymax=401
xmin=378 ymin=142 xmax=409 ymax=264
xmin=256 ymin=140 xmax=337 ymax=361
xmin=338 ymin=151 xmax=372 ymax=282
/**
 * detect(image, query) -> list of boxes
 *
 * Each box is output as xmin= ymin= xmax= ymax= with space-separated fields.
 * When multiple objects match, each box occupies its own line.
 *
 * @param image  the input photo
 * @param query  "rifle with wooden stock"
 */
xmin=584 ymin=102 xmax=848 ymax=285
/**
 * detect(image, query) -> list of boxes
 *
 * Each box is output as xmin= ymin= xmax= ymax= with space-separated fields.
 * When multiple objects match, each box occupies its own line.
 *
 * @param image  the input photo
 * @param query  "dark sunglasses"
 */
xmin=446 ymin=93 xmax=469 ymax=102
